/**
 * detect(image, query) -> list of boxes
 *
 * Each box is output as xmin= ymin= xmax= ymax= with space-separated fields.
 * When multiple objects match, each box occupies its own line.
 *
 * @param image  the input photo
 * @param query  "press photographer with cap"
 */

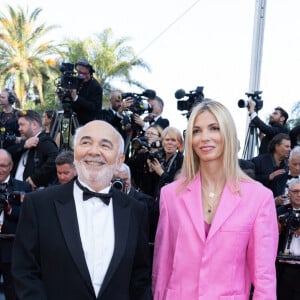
xmin=69 ymin=58 xmax=103 ymax=126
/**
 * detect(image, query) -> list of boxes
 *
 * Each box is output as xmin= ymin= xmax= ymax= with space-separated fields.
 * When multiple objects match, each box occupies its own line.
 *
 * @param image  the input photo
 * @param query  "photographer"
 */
xmin=0 ymin=149 xmax=31 ymax=300
xmin=0 ymin=89 xmax=20 ymax=149
xmin=248 ymin=102 xmax=289 ymax=154
xmin=69 ymin=58 xmax=103 ymax=126
xmin=98 ymin=90 xmax=133 ymax=142
xmin=148 ymin=126 xmax=184 ymax=200
xmin=127 ymin=125 xmax=163 ymax=197
xmin=277 ymin=178 xmax=300 ymax=299
xmin=134 ymin=96 xmax=169 ymax=131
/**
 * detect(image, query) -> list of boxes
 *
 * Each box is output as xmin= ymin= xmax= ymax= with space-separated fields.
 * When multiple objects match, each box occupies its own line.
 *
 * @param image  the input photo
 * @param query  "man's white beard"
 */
xmin=75 ymin=158 xmax=118 ymax=190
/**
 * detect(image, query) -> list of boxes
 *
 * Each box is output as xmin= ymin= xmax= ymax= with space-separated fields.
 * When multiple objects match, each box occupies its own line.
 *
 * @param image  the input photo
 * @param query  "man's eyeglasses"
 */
xmin=0 ymin=164 xmax=11 ymax=169
xmin=289 ymin=189 xmax=300 ymax=195
xmin=145 ymin=132 xmax=159 ymax=137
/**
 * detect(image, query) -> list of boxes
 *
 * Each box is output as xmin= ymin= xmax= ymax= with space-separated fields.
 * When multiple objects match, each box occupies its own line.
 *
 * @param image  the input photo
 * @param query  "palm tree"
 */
xmin=0 ymin=5 xmax=61 ymax=107
xmin=61 ymin=28 xmax=151 ymax=96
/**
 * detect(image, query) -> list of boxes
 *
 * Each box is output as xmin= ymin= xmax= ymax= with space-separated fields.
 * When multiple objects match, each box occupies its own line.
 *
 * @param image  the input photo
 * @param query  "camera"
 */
xmin=147 ymin=149 xmax=164 ymax=162
xmin=54 ymin=62 xmax=84 ymax=117
xmin=0 ymin=183 xmax=24 ymax=213
xmin=131 ymin=136 xmax=163 ymax=161
xmin=279 ymin=210 xmax=300 ymax=231
xmin=0 ymin=127 xmax=16 ymax=148
xmin=111 ymin=177 xmax=126 ymax=193
xmin=121 ymin=89 xmax=155 ymax=116
xmin=237 ymin=91 xmax=263 ymax=112
xmin=131 ymin=136 xmax=162 ymax=151
xmin=175 ymin=86 xmax=204 ymax=118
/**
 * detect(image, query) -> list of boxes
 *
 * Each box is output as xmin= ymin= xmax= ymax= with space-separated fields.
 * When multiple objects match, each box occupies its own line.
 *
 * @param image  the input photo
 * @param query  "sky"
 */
xmin=2 ymin=0 xmax=300 ymax=155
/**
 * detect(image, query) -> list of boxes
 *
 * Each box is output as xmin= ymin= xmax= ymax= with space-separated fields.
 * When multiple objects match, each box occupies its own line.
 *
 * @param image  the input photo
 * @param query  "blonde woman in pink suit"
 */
xmin=152 ymin=100 xmax=278 ymax=300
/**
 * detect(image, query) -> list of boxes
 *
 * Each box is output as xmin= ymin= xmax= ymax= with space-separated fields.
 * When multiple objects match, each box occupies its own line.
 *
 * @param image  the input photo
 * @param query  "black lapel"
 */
xmin=98 ymin=188 xmax=130 ymax=298
xmin=53 ymin=181 xmax=94 ymax=294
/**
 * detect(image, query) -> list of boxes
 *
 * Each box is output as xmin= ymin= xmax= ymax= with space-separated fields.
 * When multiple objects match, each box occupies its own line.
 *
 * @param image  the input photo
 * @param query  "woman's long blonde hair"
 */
xmin=180 ymin=99 xmax=252 ymax=193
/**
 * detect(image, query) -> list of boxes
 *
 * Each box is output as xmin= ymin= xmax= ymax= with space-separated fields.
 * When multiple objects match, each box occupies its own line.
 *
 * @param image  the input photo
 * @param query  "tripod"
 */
xmin=242 ymin=122 xmax=259 ymax=160
xmin=51 ymin=110 xmax=79 ymax=151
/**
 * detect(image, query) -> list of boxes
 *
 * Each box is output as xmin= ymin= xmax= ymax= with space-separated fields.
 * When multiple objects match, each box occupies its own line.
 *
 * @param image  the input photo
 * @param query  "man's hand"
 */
xmin=147 ymin=158 xmax=164 ymax=176
xmin=269 ymin=169 xmax=286 ymax=181
xmin=275 ymin=195 xmax=290 ymax=206
xmin=24 ymin=137 xmax=39 ymax=149
xmin=133 ymin=114 xmax=145 ymax=127
xmin=292 ymin=228 xmax=300 ymax=236
xmin=118 ymin=97 xmax=133 ymax=114
xmin=70 ymin=89 xmax=78 ymax=101
xmin=25 ymin=177 xmax=37 ymax=191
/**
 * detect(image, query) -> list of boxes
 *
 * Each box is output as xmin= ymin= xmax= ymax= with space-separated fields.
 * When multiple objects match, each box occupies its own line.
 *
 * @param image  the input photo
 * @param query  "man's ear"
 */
xmin=117 ymin=154 xmax=125 ymax=169
xmin=279 ymin=116 xmax=285 ymax=124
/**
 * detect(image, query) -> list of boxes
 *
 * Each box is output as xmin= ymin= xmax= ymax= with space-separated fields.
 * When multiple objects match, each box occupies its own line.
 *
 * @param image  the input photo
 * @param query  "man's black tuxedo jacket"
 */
xmin=9 ymin=131 xmax=58 ymax=187
xmin=12 ymin=180 xmax=152 ymax=300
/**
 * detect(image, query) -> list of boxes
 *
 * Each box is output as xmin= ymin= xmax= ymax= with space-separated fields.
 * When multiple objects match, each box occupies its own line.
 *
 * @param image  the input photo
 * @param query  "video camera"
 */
xmin=121 ymin=89 xmax=155 ymax=116
xmin=237 ymin=91 xmax=263 ymax=112
xmin=175 ymin=86 xmax=205 ymax=118
xmin=278 ymin=210 xmax=300 ymax=231
xmin=0 ymin=183 xmax=24 ymax=213
xmin=54 ymin=62 xmax=84 ymax=116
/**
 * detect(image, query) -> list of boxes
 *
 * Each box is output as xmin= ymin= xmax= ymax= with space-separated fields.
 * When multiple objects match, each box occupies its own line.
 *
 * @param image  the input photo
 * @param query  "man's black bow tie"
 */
xmin=75 ymin=179 xmax=112 ymax=205
xmin=288 ymin=175 xmax=299 ymax=180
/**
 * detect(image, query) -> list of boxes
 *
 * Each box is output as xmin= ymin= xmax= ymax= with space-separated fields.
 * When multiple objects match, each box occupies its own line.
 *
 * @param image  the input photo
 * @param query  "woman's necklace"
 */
xmin=206 ymin=192 xmax=218 ymax=213
xmin=202 ymin=187 xmax=221 ymax=214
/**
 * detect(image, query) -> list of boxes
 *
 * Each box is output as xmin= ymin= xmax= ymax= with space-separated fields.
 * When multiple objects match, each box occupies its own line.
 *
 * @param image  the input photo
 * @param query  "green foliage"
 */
xmin=287 ymin=101 xmax=300 ymax=129
xmin=0 ymin=5 xmax=150 ymax=112
xmin=0 ymin=5 xmax=62 ymax=106
xmin=60 ymin=28 xmax=150 ymax=96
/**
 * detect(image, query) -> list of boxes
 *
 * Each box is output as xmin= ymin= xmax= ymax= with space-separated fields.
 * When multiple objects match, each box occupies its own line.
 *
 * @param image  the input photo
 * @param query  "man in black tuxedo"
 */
xmin=12 ymin=120 xmax=152 ymax=300
xmin=7 ymin=110 xmax=59 ymax=190
xmin=0 ymin=149 xmax=31 ymax=300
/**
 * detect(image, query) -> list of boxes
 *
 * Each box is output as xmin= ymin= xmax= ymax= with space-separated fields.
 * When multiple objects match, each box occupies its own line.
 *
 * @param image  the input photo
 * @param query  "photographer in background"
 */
xmin=112 ymin=163 xmax=153 ymax=206
xmin=148 ymin=126 xmax=184 ymax=200
xmin=248 ymin=102 xmax=289 ymax=154
xmin=134 ymin=96 xmax=169 ymax=131
xmin=69 ymin=58 xmax=103 ymax=126
xmin=0 ymin=89 xmax=20 ymax=149
xmin=0 ymin=149 xmax=31 ymax=300
xmin=98 ymin=90 xmax=132 ymax=142
xmin=112 ymin=163 xmax=155 ymax=262
xmin=277 ymin=178 xmax=300 ymax=299
xmin=127 ymin=125 xmax=163 ymax=197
